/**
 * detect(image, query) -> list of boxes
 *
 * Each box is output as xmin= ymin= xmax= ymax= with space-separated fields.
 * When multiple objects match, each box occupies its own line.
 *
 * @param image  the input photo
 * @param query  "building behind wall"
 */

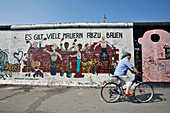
xmin=0 ymin=22 xmax=169 ymax=86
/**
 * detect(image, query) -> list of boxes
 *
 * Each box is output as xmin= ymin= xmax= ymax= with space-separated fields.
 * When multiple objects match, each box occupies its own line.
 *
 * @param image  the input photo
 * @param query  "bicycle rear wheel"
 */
xmin=134 ymin=82 xmax=154 ymax=103
xmin=101 ymin=82 xmax=121 ymax=103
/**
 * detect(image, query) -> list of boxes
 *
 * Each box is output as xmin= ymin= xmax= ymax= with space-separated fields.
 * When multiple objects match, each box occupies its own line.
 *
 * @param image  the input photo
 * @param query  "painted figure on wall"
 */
xmin=44 ymin=44 xmax=62 ymax=75
xmin=0 ymin=49 xmax=12 ymax=80
xmin=70 ymin=43 xmax=84 ymax=78
xmin=31 ymin=61 xmax=43 ymax=78
xmin=94 ymin=36 xmax=114 ymax=60
xmin=30 ymin=41 xmax=42 ymax=49
xmin=0 ymin=49 xmax=8 ymax=71
xmin=60 ymin=42 xmax=74 ymax=51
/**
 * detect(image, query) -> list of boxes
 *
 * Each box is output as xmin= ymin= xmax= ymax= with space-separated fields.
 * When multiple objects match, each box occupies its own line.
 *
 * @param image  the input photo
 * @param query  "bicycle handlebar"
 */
xmin=132 ymin=71 xmax=143 ymax=75
xmin=128 ymin=68 xmax=143 ymax=75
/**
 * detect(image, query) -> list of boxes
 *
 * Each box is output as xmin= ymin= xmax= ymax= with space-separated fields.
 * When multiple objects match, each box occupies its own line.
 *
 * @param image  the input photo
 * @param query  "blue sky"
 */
xmin=0 ymin=0 xmax=170 ymax=25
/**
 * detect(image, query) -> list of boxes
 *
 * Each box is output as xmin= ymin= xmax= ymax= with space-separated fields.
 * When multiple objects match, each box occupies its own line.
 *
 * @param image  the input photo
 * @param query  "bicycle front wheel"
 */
xmin=101 ymin=82 xmax=121 ymax=103
xmin=134 ymin=82 xmax=154 ymax=103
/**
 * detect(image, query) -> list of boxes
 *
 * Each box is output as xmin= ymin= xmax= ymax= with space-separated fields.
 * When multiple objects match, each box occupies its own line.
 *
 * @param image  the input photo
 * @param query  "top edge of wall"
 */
xmin=134 ymin=22 xmax=170 ymax=27
xmin=9 ymin=23 xmax=133 ymax=30
xmin=1 ymin=22 xmax=170 ymax=30
xmin=0 ymin=25 xmax=11 ymax=30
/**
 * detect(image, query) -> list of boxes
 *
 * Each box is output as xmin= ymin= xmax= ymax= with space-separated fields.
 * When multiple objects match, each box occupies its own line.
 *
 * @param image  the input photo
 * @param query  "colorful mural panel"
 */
xmin=0 ymin=24 xmax=134 ymax=86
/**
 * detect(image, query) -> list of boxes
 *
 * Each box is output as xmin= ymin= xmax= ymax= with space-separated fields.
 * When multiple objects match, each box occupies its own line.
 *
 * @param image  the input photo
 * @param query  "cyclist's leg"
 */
xmin=118 ymin=75 xmax=133 ymax=96
xmin=109 ymin=76 xmax=125 ymax=86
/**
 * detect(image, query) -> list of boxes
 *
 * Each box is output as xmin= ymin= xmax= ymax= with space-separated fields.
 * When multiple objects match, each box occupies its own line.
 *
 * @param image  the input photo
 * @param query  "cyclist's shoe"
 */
xmin=125 ymin=93 xmax=134 ymax=97
xmin=115 ymin=90 xmax=119 ymax=94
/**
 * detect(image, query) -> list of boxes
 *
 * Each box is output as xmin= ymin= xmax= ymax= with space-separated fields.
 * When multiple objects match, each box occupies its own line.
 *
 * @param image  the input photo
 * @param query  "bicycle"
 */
xmin=101 ymin=72 xmax=154 ymax=103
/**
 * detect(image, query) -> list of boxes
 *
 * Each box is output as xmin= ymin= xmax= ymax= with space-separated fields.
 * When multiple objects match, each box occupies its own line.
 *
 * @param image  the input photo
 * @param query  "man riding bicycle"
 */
xmin=114 ymin=53 xmax=139 ymax=97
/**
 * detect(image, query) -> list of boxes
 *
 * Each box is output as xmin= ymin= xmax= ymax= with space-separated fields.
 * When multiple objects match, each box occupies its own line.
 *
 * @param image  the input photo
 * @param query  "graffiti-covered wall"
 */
xmin=1 ymin=22 xmax=169 ymax=86
xmin=134 ymin=22 xmax=170 ymax=82
xmin=0 ymin=23 xmax=134 ymax=86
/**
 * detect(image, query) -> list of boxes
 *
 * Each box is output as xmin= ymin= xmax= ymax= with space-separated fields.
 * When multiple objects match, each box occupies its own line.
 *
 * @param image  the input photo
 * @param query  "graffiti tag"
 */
xmin=82 ymin=59 xmax=102 ymax=74
xmin=157 ymin=61 xmax=167 ymax=72
xmin=4 ymin=63 xmax=21 ymax=72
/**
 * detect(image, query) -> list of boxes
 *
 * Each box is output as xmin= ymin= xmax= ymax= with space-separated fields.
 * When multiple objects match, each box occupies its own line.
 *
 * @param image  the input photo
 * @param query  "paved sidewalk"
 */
xmin=0 ymin=85 xmax=169 ymax=113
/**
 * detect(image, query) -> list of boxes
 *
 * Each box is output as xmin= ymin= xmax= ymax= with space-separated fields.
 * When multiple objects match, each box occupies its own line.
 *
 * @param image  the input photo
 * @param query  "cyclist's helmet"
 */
xmin=121 ymin=53 xmax=131 ymax=59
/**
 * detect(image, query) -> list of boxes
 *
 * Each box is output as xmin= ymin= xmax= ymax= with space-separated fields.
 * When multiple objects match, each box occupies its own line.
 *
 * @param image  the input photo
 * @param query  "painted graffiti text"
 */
xmin=4 ymin=63 xmax=20 ymax=72
xmin=63 ymin=33 xmax=83 ymax=39
xmin=47 ymin=33 xmax=61 ymax=39
xmin=106 ymin=32 xmax=123 ymax=38
xmin=87 ymin=32 xmax=101 ymax=38
xmin=157 ymin=61 xmax=167 ymax=72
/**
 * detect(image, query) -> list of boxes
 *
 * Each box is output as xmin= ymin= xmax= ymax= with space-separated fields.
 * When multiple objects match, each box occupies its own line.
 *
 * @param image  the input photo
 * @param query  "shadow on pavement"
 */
xmin=125 ymin=93 xmax=167 ymax=104
xmin=151 ymin=93 xmax=167 ymax=102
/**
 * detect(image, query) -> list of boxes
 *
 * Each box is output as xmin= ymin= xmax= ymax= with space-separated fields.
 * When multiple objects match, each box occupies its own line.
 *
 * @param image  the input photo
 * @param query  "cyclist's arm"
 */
xmin=132 ymin=66 xmax=139 ymax=74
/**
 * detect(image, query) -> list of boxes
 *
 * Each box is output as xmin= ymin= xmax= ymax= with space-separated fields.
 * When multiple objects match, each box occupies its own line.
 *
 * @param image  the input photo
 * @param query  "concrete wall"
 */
xmin=0 ymin=23 xmax=134 ymax=86
xmin=0 ymin=22 xmax=170 ymax=86
xmin=134 ymin=22 xmax=170 ymax=82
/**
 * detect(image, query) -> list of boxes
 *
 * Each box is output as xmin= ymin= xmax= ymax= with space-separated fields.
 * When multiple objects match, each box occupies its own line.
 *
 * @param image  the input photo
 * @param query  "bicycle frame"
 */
xmin=114 ymin=75 xmax=141 ymax=96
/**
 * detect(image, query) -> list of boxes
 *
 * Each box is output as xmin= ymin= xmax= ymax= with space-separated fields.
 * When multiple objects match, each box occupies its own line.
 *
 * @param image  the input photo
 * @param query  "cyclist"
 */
xmin=114 ymin=53 xmax=139 ymax=97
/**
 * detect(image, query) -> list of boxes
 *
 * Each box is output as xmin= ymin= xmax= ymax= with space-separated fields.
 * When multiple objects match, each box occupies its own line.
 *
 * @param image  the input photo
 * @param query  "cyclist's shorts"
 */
xmin=118 ymin=75 xmax=133 ymax=86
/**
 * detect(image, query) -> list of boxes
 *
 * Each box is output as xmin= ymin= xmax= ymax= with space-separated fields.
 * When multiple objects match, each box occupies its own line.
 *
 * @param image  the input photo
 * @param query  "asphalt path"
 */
xmin=0 ymin=85 xmax=169 ymax=113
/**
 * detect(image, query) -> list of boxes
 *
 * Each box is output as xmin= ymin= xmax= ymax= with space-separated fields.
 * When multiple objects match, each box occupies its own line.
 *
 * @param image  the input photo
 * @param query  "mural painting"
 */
xmin=22 ymin=36 xmax=119 ymax=78
xmin=0 ymin=26 xmax=134 ymax=86
xmin=0 ymin=49 xmax=12 ymax=79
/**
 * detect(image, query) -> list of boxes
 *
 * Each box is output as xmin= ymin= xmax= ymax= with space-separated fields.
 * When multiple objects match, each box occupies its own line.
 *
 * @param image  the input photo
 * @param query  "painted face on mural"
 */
xmin=52 ymin=43 xmax=58 ymax=51
xmin=74 ymin=45 xmax=79 ymax=51
xmin=64 ymin=42 xmax=69 ymax=49
xmin=33 ymin=42 xmax=38 ymax=47
xmin=102 ymin=36 xmax=105 ymax=41
xmin=78 ymin=44 xmax=82 ymax=50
